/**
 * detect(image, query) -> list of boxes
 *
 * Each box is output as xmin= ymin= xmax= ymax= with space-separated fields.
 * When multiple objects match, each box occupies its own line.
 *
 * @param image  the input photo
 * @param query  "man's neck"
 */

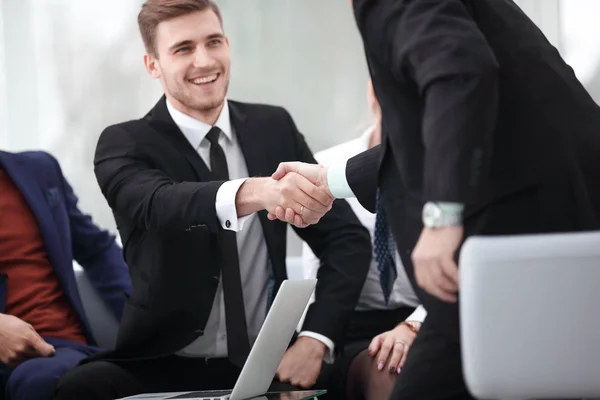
xmin=368 ymin=123 xmax=382 ymax=149
xmin=167 ymin=96 xmax=224 ymax=126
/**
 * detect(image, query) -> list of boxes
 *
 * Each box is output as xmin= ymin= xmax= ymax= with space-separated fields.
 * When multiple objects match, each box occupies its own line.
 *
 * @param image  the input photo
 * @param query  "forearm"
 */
xmin=101 ymin=176 xmax=225 ymax=233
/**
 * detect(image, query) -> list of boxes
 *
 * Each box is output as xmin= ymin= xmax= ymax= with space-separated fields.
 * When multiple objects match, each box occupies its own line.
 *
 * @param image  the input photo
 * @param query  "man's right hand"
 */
xmin=0 ymin=313 xmax=55 ymax=368
xmin=261 ymin=172 xmax=333 ymax=227
xmin=268 ymin=162 xmax=332 ymax=226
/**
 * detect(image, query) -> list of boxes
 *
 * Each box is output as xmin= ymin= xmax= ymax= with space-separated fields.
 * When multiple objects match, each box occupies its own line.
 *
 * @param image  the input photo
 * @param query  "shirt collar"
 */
xmin=166 ymin=99 xmax=233 ymax=150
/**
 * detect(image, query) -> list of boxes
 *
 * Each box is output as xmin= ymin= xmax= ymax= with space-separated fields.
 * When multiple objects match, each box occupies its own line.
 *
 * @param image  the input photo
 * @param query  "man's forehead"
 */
xmin=157 ymin=11 xmax=223 ymax=44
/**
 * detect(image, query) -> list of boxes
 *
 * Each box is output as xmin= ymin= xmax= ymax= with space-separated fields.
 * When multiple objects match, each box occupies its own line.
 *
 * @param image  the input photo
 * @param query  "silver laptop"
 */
xmin=120 ymin=279 xmax=319 ymax=400
xmin=459 ymin=231 xmax=600 ymax=399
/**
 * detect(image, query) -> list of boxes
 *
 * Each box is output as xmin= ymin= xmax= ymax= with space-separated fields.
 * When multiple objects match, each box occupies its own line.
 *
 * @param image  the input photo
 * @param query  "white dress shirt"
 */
xmin=166 ymin=100 xmax=335 ymax=360
xmin=304 ymin=127 xmax=426 ymax=323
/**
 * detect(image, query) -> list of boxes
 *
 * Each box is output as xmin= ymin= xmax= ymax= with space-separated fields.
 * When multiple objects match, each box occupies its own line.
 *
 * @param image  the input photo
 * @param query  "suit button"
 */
xmin=195 ymin=329 xmax=204 ymax=335
xmin=225 ymin=220 xmax=231 ymax=228
xmin=212 ymin=276 xmax=220 ymax=286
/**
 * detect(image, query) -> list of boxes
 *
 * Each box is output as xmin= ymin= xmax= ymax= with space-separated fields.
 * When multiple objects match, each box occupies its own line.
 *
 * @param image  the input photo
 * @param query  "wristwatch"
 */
xmin=422 ymin=202 xmax=464 ymax=228
xmin=400 ymin=321 xmax=421 ymax=334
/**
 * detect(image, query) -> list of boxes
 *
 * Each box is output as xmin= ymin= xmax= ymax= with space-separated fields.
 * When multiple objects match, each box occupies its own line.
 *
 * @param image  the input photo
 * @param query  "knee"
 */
xmin=365 ymin=367 xmax=397 ymax=397
xmin=53 ymin=367 xmax=92 ymax=400
xmin=346 ymin=350 xmax=397 ymax=400
xmin=54 ymin=362 xmax=116 ymax=400
xmin=6 ymin=363 xmax=59 ymax=400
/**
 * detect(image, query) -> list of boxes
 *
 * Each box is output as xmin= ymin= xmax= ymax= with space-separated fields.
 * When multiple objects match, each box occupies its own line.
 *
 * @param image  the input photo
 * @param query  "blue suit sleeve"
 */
xmin=59 ymin=173 xmax=132 ymax=321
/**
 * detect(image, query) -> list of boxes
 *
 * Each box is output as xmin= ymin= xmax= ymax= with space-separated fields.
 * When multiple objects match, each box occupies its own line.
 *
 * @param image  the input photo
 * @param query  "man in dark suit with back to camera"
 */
xmin=54 ymin=1 xmax=371 ymax=399
xmin=271 ymin=0 xmax=600 ymax=398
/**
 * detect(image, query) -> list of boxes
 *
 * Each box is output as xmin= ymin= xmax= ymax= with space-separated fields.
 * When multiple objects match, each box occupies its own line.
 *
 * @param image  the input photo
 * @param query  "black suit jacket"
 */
xmin=348 ymin=0 xmax=600 ymax=248
xmin=93 ymin=97 xmax=371 ymax=359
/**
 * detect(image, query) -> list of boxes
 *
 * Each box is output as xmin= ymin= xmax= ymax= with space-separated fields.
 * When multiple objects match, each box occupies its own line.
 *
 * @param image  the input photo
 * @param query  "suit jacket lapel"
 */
xmin=0 ymin=152 xmax=68 ymax=278
xmin=229 ymin=102 xmax=286 ymax=283
xmin=147 ymin=96 xmax=213 ymax=182
xmin=229 ymin=101 xmax=270 ymax=178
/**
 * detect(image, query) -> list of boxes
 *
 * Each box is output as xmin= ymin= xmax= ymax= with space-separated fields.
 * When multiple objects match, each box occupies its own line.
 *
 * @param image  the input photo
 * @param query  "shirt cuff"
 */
xmin=326 ymin=161 xmax=355 ymax=199
xmin=405 ymin=305 xmax=427 ymax=324
xmin=215 ymin=178 xmax=252 ymax=232
xmin=298 ymin=331 xmax=335 ymax=364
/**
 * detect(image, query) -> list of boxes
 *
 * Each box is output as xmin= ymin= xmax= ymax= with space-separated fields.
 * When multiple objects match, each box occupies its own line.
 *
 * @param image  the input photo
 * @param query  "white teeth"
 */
xmin=190 ymin=74 xmax=218 ymax=84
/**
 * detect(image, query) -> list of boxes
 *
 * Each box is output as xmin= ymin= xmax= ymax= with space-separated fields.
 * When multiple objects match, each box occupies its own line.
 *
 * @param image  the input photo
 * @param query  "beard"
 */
xmin=166 ymin=74 xmax=230 ymax=113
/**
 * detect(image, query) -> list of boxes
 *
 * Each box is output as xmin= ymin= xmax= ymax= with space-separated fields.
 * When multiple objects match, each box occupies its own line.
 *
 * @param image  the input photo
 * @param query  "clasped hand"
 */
xmin=266 ymin=162 xmax=330 ymax=228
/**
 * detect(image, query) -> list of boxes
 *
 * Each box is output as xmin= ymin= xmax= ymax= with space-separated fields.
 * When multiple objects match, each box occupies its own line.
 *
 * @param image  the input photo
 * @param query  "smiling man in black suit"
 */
xmin=53 ymin=1 xmax=371 ymax=399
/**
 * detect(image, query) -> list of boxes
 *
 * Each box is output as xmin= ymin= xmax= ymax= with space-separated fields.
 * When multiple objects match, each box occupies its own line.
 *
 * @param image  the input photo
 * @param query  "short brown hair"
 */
xmin=138 ymin=0 xmax=223 ymax=56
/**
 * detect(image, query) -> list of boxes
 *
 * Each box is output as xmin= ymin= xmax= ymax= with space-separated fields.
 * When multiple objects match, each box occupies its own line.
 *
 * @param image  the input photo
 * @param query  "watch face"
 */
xmin=423 ymin=202 xmax=442 ymax=226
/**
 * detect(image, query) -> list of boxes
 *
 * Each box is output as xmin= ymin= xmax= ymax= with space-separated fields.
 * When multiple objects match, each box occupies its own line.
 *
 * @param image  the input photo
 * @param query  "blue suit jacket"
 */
xmin=0 ymin=150 xmax=132 ymax=347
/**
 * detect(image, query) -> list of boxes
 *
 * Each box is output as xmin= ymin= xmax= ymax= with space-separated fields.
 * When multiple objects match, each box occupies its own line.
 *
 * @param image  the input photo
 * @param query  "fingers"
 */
xmin=293 ymin=214 xmax=308 ymax=228
xmin=275 ymin=206 xmax=287 ymax=222
xmin=414 ymin=259 xmax=458 ymax=303
xmin=272 ymin=162 xmax=325 ymax=187
xmin=368 ymin=334 xmax=384 ymax=356
xmin=286 ymin=207 xmax=309 ymax=228
xmin=272 ymin=162 xmax=309 ymax=181
xmin=377 ymin=335 xmax=395 ymax=371
xmin=412 ymin=226 xmax=463 ymax=302
xmin=5 ymin=334 xmax=54 ymax=368
xmin=274 ymin=207 xmax=308 ymax=228
xmin=417 ymin=266 xmax=457 ymax=303
xmin=30 ymin=333 xmax=55 ymax=357
xmin=399 ymin=343 xmax=410 ymax=368
xmin=276 ymin=356 xmax=318 ymax=388
xmin=440 ymin=256 xmax=460 ymax=289
xmin=270 ymin=173 xmax=333 ymax=227
xmin=293 ymin=174 xmax=333 ymax=208
xmin=279 ymin=174 xmax=331 ymax=220
xmin=286 ymin=186 xmax=328 ymax=218
xmin=431 ymin=260 xmax=459 ymax=302
xmin=271 ymin=162 xmax=295 ymax=180
xmin=387 ymin=342 xmax=406 ymax=374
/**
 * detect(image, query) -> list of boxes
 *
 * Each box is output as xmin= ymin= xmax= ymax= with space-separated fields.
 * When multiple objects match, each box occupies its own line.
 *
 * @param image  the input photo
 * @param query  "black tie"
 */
xmin=205 ymin=127 xmax=251 ymax=368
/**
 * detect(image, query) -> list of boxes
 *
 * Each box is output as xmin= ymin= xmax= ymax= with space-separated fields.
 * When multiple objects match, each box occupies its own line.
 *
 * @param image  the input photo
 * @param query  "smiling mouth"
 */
xmin=188 ymin=73 xmax=219 ymax=85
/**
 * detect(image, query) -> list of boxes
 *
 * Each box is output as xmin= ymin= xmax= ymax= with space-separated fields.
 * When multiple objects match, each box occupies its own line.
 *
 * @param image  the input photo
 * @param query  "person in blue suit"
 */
xmin=0 ymin=150 xmax=132 ymax=400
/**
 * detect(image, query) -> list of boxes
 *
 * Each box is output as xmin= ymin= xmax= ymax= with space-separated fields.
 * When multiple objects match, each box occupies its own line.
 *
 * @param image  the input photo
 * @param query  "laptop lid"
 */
xmin=229 ymin=279 xmax=317 ymax=400
xmin=459 ymin=231 xmax=600 ymax=399
xmin=130 ymin=279 xmax=317 ymax=400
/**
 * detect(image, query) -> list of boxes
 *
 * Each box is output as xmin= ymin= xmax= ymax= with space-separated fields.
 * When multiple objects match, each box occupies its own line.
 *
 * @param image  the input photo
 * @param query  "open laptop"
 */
xmin=459 ymin=231 xmax=600 ymax=399
xmin=120 ymin=279 xmax=323 ymax=400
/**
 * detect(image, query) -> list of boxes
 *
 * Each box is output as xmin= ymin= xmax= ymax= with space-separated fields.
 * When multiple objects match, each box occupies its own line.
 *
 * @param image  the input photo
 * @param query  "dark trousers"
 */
xmin=0 ymin=338 xmax=98 ymax=400
xmin=54 ymin=354 xmax=298 ymax=400
xmin=54 ymin=355 xmax=239 ymax=400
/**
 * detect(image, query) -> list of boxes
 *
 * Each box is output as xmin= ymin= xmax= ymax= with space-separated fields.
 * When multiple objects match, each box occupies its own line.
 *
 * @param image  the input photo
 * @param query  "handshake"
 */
xmin=239 ymin=162 xmax=333 ymax=228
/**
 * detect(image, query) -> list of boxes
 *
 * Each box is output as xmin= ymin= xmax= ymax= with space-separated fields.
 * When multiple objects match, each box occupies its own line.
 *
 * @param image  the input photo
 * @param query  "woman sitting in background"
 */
xmin=302 ymin=80 xmax=426 ymax=400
